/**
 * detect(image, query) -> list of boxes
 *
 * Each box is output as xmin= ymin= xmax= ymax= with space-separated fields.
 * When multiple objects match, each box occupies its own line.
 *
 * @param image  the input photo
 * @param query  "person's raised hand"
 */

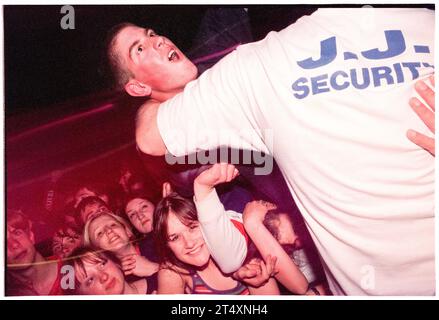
xmin=193 ymin=163 xmax=239 ymax=201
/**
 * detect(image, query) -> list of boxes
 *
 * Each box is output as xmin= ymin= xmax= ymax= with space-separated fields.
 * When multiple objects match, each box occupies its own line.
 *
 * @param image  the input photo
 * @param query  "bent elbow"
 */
xmin=136 ymin=131 xmax=166 ymax=156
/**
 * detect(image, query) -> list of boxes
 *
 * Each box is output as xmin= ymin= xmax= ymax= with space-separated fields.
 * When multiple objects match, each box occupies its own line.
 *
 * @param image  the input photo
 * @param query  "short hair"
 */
xmin=76 ymin=196 xmax=109 ymax=216
xmin=104 ymin=22 xmax=136 ymax=90
xmin=75 ymin=196 xmax=110 ymax=228
xmin=7 ymin=209 xmax=32 ymax=233
xmin=83 ymin=212 xmax=135 ymax=249
xmin=73 ymin=181 xmax=111 ymax=200
xmin=263 ymin=210 xmax=286 ymax=241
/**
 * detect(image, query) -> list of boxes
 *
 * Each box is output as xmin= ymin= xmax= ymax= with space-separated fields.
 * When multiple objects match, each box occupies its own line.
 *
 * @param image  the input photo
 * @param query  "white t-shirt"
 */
xmin=157 ymin=8 xmax=435 ymax=295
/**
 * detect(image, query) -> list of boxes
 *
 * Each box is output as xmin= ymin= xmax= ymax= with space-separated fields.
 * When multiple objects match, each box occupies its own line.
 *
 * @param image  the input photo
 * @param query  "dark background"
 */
xmin=4 ymin=5 xmax=317 ymax=119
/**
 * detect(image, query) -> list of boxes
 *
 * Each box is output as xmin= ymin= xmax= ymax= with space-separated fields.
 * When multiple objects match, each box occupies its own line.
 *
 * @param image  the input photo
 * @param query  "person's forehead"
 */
xmin=116 ymin=26 xmax=149 ymax=48
xmin=90 ymin=215 xmax=115 ymax=229
xmin=278 ymin=213 xmax=291 ymax=224
xmin=167 ymin=211 xmax=188 ymax=233
xmin=76 ymin=260 xmax=99 ymax=280
xmin=84 ymin=205 xmax=102 ymax=216
xmin=128 ymin=198 xmax=149 ymax=208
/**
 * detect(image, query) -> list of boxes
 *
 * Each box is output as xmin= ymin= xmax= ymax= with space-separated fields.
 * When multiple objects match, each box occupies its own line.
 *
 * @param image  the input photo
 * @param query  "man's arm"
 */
xmin=135 ymin=101 xmax=167 ymax=156
xmin=243 ymin=200 xmax=309 ymax=295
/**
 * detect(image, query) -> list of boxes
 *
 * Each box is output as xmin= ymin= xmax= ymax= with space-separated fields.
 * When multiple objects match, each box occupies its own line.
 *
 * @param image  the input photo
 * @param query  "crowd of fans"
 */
xmin=6 ymin=155 xmax=330 ymax=296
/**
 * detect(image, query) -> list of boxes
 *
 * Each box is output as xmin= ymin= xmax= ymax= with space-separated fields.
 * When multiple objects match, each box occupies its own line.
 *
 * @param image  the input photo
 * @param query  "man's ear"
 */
xmin=125 ymin=80 xmax=152 ymax=97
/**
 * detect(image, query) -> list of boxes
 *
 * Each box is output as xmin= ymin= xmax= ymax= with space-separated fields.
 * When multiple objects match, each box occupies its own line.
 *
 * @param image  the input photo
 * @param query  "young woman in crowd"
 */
xmin=68 ymin=247 xmax=157 ymax=295
xmin=124 ymin=195 xmax=158 ymax=262
xmin=83 ymin=212 xmax=158 ymax=278
xmin=153 ymin=193 xmax=279 ymax=295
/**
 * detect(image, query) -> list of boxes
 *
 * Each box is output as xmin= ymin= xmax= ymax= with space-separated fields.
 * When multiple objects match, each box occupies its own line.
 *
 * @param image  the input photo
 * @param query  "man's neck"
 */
xmin=151 ymin=88 xmax=183 ymax=103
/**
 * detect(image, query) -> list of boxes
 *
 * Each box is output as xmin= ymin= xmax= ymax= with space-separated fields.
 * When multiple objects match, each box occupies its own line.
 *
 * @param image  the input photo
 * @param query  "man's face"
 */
xmin=114 ymin=26 xmax=198 ymax=94
xmin=81 ymin=202 xmax=111 ymax=224
xmin=7 ymin=225 xmax=37 ymax=270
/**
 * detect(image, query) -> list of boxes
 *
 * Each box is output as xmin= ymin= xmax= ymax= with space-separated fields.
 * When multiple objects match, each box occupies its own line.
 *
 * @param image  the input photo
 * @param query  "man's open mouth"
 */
xmin=168 ymin=49 xmax=179 ymax=61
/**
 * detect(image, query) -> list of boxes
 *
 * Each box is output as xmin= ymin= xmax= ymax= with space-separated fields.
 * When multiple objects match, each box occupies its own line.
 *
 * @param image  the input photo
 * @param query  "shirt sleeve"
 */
xmin=194 ymin=188 xmax=248 ymax=274
xmin=157 ymin=47 xmax=269 ymax=158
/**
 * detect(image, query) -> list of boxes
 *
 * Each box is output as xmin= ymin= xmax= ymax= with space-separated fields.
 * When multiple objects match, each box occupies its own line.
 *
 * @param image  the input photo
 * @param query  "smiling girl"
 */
xmin=153 ymin=194 xmax=278 ymax=295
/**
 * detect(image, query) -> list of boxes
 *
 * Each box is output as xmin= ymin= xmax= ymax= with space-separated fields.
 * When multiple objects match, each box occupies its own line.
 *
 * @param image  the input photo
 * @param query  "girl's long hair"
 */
xmin=153 ymin=193 xmax=199 ymax=274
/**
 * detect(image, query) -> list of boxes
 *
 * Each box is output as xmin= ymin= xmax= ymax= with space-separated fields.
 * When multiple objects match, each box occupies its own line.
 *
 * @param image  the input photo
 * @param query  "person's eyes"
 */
xmin=189 ymin=224 xmax=199 ymax=231
xmin=141 ymin=205 xmax=148 ymax=210
xmin=13 ymin=229 xmax=23 ymax=236
xmin=149 ymin=31 xmax=157 ymax=37
xmin=86 ymin=277 xmax=94 ymax=286
xmin=129 ymin=214 xmax=136 ymax=220
xmin=168 ymin=235 xmax=178 ymax=242
xmin=97 ymin=231 xmax=103 ymax=238
xmin=137 ymin=45 xmax=144 ymax=54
